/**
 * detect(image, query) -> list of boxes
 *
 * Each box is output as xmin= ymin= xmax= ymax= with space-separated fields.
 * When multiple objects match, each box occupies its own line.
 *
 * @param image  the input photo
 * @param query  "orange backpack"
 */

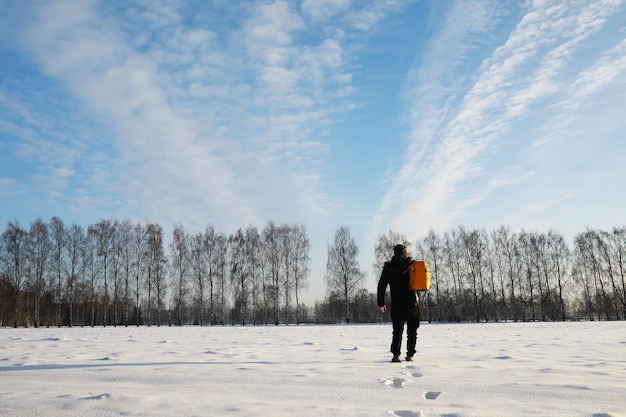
xmin=408 ymin=260 xmax=431 ymax=291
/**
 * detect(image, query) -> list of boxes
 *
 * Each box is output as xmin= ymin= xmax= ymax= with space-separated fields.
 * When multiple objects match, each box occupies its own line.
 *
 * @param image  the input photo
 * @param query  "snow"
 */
xmin=0 ymin=321 xmax=624 ymax=416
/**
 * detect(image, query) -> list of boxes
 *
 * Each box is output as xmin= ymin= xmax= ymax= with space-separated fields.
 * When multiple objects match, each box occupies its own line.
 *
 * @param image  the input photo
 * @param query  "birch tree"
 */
xmin=262 ymin=221 xmax=282 ymax=325
xmin=492 ymin=226 xmax=518 ymax=321
xmin=609 ymin=227 xmax=626 ymax=319
xmin=89 ymin=219 xmax=116 ymax=326
xmin=245 ymin=226 xmax=263 ymax=324
xmin=145 ymin=223 xmax=166 ymax=326
xmin=203 ymin=225 xmax=218 ymax=325
xmin=547 ymin=230 xmax=571 ymax=321
xmin=49 ymin=216 xmax=65 ymax=327
xmin=419 ymin=229 xmax=446 ymax=322
xmin=325 ymin=226 xmax=364 ymax=323
xmin=0 ymin=221 xmax=27 ymax=327
xmin=229 ymin=228 xmax=247 ymax=324
xmin=373 ymin=230 xmax=410 ymax=278
xmin=214 ymin=232 xmax=229 ymax=324
xmin=443 ymin=230 xmax=464 ymax=322
xmin=132 ymin=222 xmax=148 ymax=326
xmin=169 ymin=223 xmax=189 ymax=326
xmin=64 ymin=224 xmax=86 ymax=327
xmin=290 ymin=224 xmax=310 ymax=324
xmin=85 ymin=228 xmax=99 ymax=327
xmin=26 ymin=218 xmax=50 ymax=327
xmin=189 ymin=230 xmax=208 ymax=325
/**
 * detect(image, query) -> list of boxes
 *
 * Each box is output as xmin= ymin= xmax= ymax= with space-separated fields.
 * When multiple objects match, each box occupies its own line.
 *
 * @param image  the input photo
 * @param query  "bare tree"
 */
xmin=492 ymin=226 xmax=518 ymax=321
xmin=109 ymin=222 xmax=124 ymax=326
xmin=574 ymin=232 xmax=594 ymax=319
xmin=85 ymin=228 xmax=99 ymax=327
xmin=64 ymin=224 xmax=86 ymax=327
xmin=373 ymin=230 xmax=410 ymax=278
xmin=325 ymin=225 xmax=364 ymax=323
xmin=244 ymin=226 xmax=263 ymax=324
xmin=517 ymin=230 xmax=536 ymax=321
xmin=203 ymin=225 xmax=218 ymax=325
xmin=189 ymin=230 xmax=208 ymax=325
xmin=459 ymin=228 xmax=487 ymax=322
xmin=529 ymin=232 xmax=554 ymax=322
xmin=595 ymin=230 xmax=623 ymax=320
xmin=280 ymin=224 xmax=294 ymax=324
xmin=443 ymin=229 xmax=464 ymax=322
xmin=89 ymin=219 xmax=116 ymax=326
xmin=546 ymin=230 xmax=571 ymax=321
xmin=169 ymin=223 xmax=189 ymax=326
xmin=49 ymin=217 xmax=66 ymax=327
xmin=117 ymin=220 xmax=134 ymax=327
xmin=26 ymin=218 xmax=50 ymax=327
xmin=154 ymin=251 xmax=168 ymax=327
xmin=262 ymin=221 xmax=283 ymax=325
xmin=132 ymin=222 xmax=148 ymax=326
xmin=419 ymin=229 xmax=446 ymax=322
xmin=481 ymin=229 xmax=500 ymax=321
xmin=1 ymin=221 xmax=27 ymax=327
xmin=214 ymin=232 xmax=229 ymax=324
xmin=290 ymin=224 xmax=310 ymax=324
xmin=145 ymin=223 xmax=167 ymax=326
xmin=229 ymin=228 xmax=247 ymax=324
xmin=609 ymin=227 xmax=626 ymax=319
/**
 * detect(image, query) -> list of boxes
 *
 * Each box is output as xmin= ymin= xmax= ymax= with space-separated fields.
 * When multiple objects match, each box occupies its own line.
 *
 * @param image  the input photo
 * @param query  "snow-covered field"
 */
xmin=0 ymin=321 xmax=624 ymax=417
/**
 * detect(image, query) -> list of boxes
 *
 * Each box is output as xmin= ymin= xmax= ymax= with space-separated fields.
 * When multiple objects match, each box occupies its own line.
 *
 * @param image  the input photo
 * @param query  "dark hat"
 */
xmin=393 ymin=244 xmax=406 ymax=257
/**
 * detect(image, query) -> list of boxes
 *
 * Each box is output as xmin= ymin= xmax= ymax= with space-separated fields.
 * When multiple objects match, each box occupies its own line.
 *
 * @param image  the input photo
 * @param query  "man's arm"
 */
xmin=377 ymin=264 xmax=389 ymax=311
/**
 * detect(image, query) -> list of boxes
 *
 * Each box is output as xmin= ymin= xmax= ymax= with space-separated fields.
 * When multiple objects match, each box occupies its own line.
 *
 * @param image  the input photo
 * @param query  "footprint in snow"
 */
xmin=424 ymin=391 xmax=442 ymax=400
xmin=390 ymin=410 xmax=422 ymax=417
xmin=495 ymin=355 xmax=512 ymax=360
xmin=83 ymin=393 xmax=111 ymax=401
xmin=402 ymin=365 xmax=423 ymax=378
xmin=382 ymin=377 xmax=408 ymax=389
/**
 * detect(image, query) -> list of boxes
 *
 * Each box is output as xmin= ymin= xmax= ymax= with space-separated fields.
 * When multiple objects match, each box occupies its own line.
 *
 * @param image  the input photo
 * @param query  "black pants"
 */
xmin=391 ymin=318 xmax=420 ymax=356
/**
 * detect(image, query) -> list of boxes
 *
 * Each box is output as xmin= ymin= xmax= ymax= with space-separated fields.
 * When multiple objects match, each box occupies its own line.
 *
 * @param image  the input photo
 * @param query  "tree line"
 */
xmin=403 ymin=226 xmax=625 ymax=323
xmin=0 ymin=217 xmax=316 ymax=328
xmin=1 ymin=217 xmax=625 ymax=327
xmin=341 ymin=226 xmax=625 ymax=324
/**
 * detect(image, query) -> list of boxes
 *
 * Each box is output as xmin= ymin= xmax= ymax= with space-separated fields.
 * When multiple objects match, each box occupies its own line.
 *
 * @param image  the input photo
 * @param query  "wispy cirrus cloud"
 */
xmin=3 ymin=0 xmax=417 ymax=238
xmin=15 ymin=1 xmax=240 ymax=223
xmin=373 ymin=0 xmax=626 ymax=240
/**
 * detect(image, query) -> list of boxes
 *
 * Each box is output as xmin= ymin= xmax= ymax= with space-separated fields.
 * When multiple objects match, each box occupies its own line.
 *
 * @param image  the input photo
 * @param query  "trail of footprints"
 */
xmin=379 ymin=364 xmax=443 ymax=417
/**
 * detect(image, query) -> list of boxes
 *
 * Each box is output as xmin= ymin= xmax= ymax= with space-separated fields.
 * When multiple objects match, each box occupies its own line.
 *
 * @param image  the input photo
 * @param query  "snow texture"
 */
xmin=0 ymin=322 xmax=624 ymax=416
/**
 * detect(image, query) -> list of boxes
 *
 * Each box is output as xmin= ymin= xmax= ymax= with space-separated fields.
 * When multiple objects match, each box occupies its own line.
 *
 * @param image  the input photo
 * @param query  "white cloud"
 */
xmin=5 ymin=0 xmax=368 ymax=235
xmin=373 ymin=0 xmax=626 ymax=243
xmin=243 ymin=1 xmax=304 ymax=63
xmin=260 ymin=66 xmax=300 ymax=91
xmin=301 ymin=0 xmax=350 ymax=22
xmin=12 ymin=2 xmax=247 ymax=228
xmin=568 ymin=37 xmax=626 ymax=104
xmin=55 ymin=168 xmax=75 ymax=178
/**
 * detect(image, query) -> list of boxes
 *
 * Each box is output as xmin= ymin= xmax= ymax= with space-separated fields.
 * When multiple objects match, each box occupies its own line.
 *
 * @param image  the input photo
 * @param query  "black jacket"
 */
xmin=377 ymin=255 xmax=419 ymax=320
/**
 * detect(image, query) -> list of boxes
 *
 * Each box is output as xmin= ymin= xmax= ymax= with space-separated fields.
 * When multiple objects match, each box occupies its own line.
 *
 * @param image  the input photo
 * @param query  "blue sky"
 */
xmin=1 ymin=0 xmax=625 ymax=304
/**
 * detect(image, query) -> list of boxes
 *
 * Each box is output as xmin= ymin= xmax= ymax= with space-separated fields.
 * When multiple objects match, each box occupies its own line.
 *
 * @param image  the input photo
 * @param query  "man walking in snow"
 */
xmin=377 ymin=244 xmax=422 ymax=362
